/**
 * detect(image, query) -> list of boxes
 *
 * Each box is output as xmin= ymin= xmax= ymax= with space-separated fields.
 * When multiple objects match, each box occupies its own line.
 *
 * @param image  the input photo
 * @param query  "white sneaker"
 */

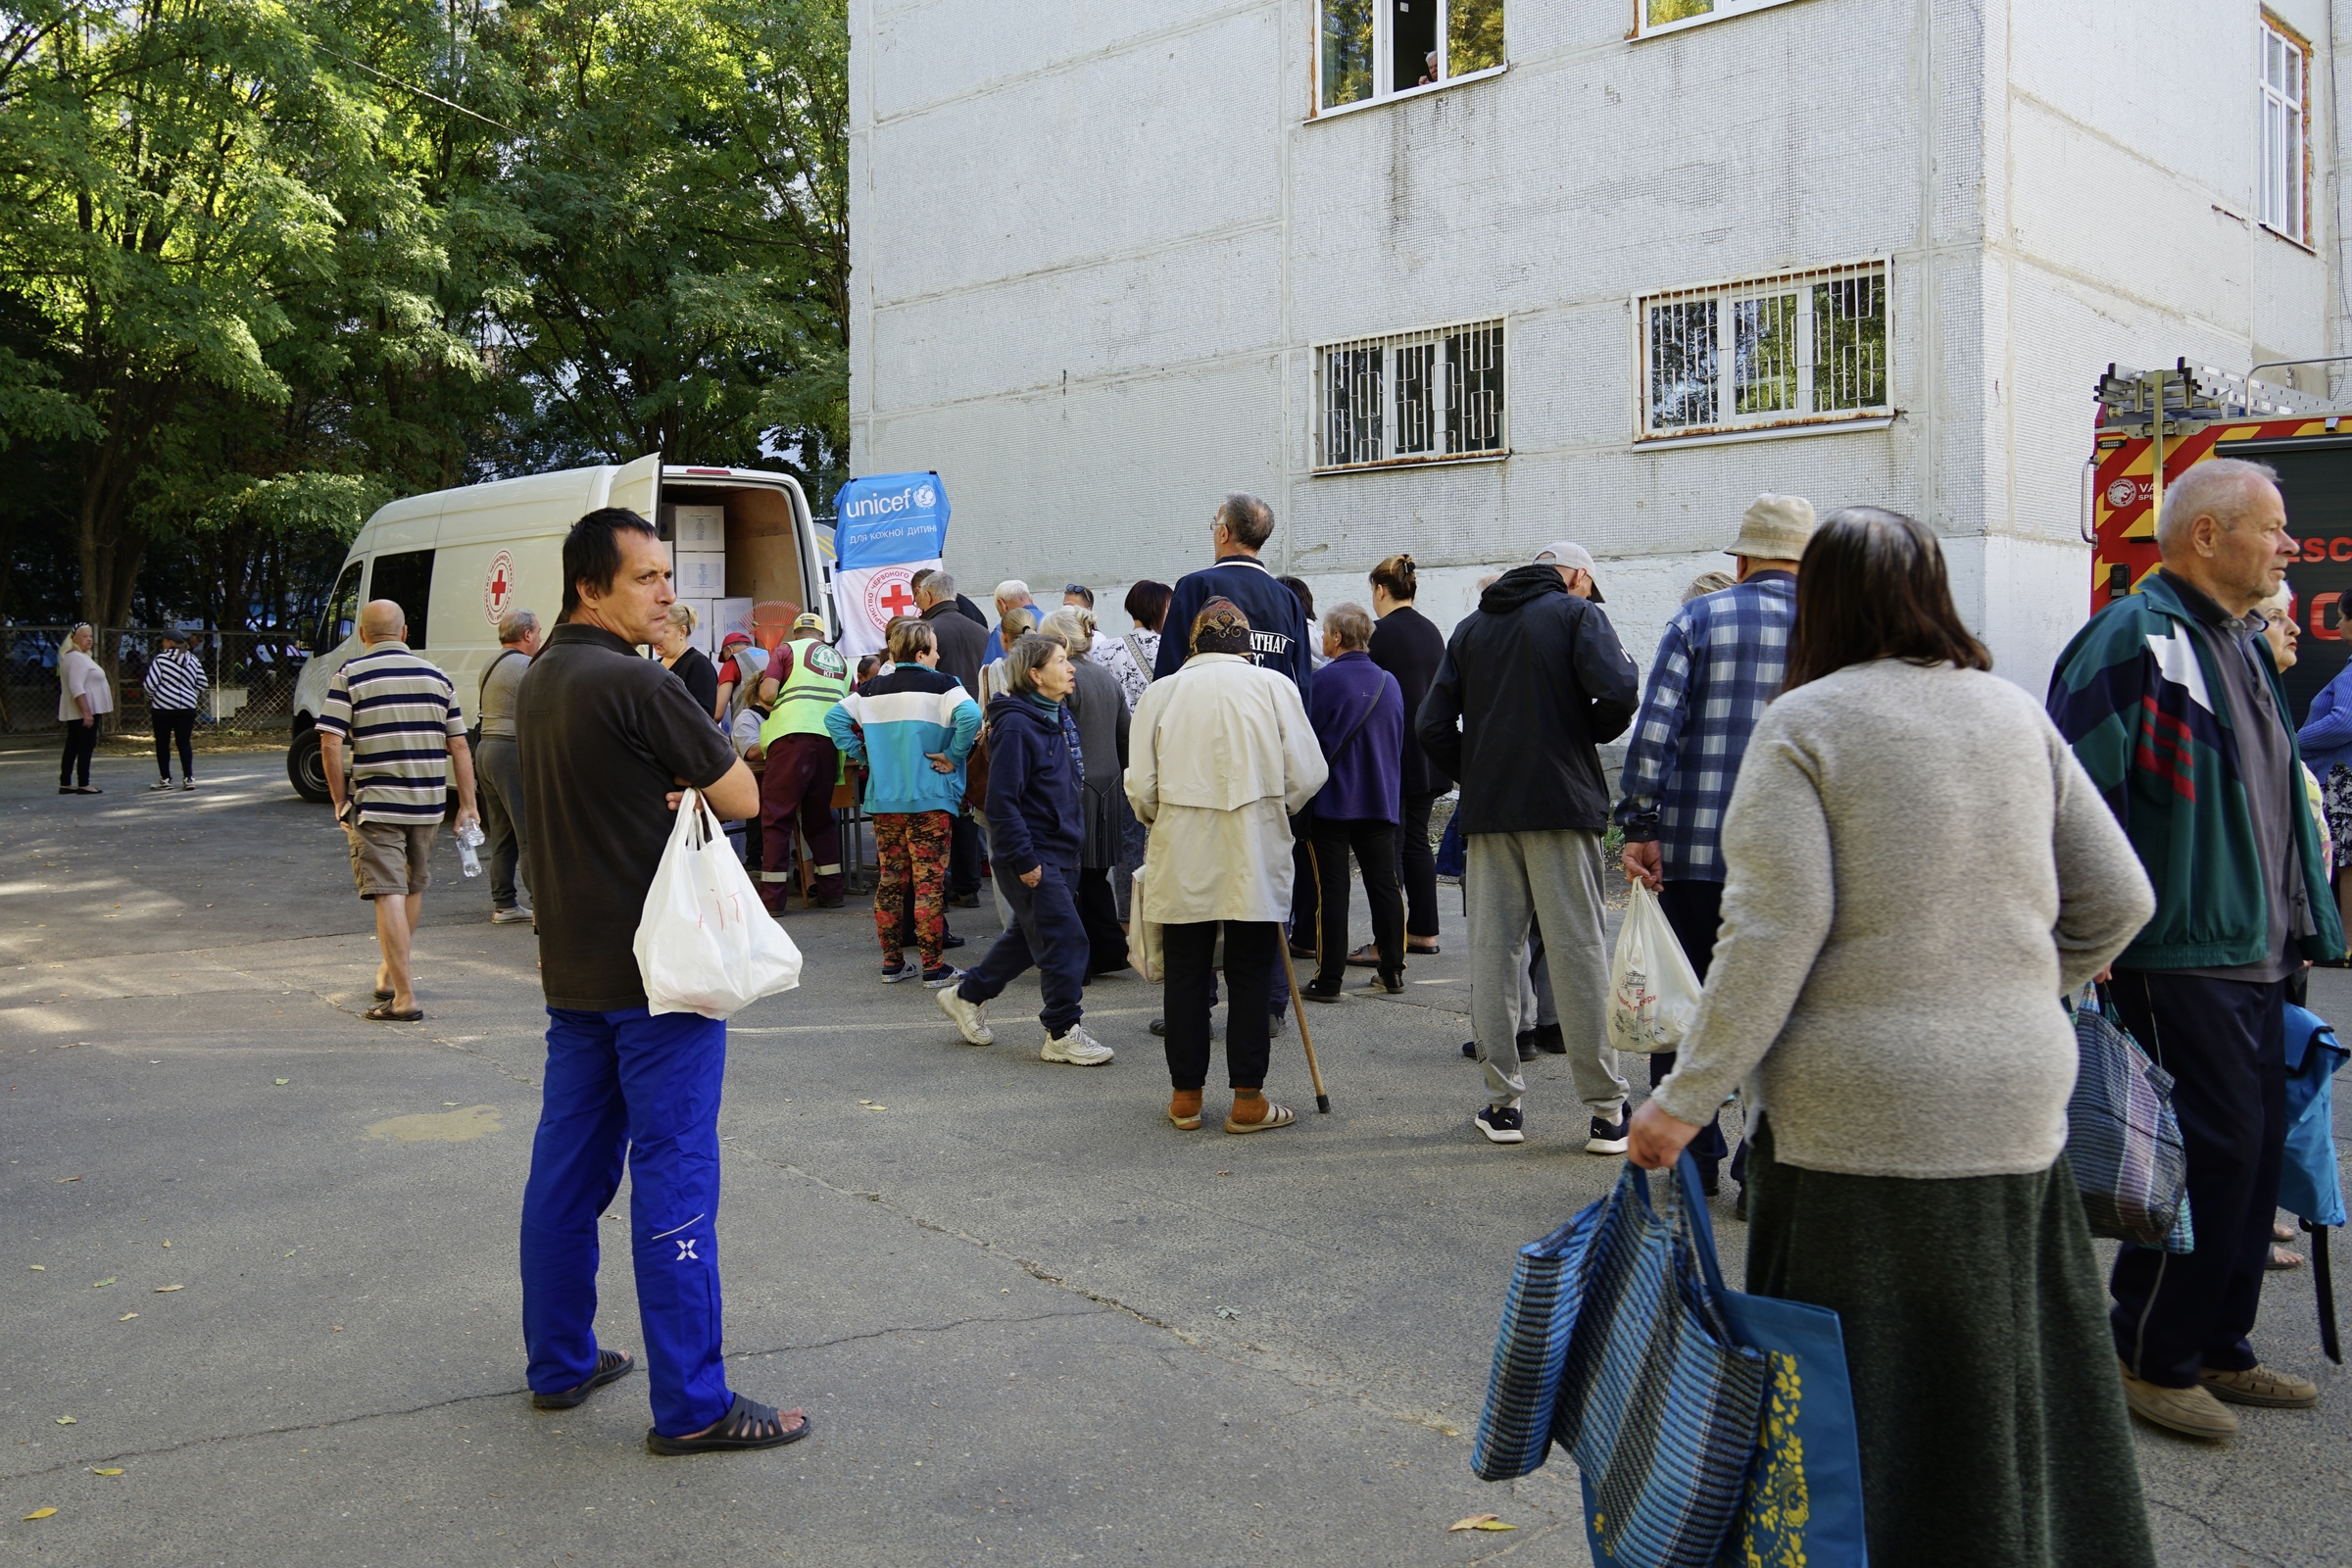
xmin=491 ymin=906 xmax=534 ymax=924
xmin=147 ymin=779 xmax=174 ymax=792
xmin=1041 ymin=1024 xmax=1113 ymax=1065
xmin=937 ymin=985 xmax=993 ymax=1046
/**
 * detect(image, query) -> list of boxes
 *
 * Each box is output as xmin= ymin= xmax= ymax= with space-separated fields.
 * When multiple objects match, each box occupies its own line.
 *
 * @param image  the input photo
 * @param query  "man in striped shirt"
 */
xmin=318 ymin=599 xmax=479 ymax=1021
xmin=144 ymin=625 xmax=208 ymax=791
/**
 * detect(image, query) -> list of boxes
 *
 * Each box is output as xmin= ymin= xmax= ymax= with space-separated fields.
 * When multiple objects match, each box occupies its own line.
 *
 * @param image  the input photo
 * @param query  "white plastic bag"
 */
xmin=635 ymin=788 xmax=803 ymax=1018
xmin=1130 ymin=867 xmax=1162 ymax=983
xmin=1607 ymin=881 xmax=1702 ymax=1054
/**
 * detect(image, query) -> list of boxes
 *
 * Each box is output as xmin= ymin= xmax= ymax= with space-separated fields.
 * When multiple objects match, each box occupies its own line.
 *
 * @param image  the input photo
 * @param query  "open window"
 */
xmin=367 ymin=550 xmax=437 ymax=649
xmin=1317 ymin=0 xmax=1503 ymax=113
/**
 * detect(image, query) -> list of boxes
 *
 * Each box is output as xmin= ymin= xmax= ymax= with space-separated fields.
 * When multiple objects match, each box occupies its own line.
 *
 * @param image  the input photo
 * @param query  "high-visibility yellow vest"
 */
xmin=760 ymin=638 xmax=850 ymax=747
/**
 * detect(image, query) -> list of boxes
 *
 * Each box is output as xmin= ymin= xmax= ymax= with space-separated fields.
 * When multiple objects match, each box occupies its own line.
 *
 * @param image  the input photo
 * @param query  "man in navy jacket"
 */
xmin=1152 ymin=494 xmax=1314 ymax=701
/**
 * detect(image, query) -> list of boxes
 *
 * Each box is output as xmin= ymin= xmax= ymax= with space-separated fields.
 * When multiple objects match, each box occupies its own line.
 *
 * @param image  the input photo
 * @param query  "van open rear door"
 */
xmin=605 ymin=452 xmax=662 ymax=520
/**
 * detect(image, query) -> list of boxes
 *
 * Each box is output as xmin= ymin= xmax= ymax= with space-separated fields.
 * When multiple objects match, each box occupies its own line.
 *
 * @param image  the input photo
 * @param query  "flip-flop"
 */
xmin=371 ymin=989 xmax=394 ymax=1004
xmin=362 ymin=1001 xmax=423 ymax=1022
xmin=1167 ymin=1102 xmax=1203 ymax=1131
xmin=645 ymin=1395 xmax=810 ymax=1456
xmin=1224 ymin=1102 xmax=1298 ymax=1134
xmin=531 ymin=1348 xmax=635 ymax=1410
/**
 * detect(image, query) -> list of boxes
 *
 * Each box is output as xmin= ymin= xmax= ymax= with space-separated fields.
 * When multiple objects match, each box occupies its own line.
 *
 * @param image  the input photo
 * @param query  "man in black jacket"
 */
xmin=1419 ymin=553 xmax=1641 ymax=1150
xmin=916 ymin=570 xmax=990 ymax=906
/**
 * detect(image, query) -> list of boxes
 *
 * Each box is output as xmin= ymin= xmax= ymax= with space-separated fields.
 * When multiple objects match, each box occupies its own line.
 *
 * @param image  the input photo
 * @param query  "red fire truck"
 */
xmin=2089 ymin=360 xmax=2352 ymax=719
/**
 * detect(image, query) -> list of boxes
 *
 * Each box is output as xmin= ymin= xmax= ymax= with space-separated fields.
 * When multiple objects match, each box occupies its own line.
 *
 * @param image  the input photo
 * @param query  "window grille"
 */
xmin=1317 ymin=0 xmax=1503 ymax=113
xmin=1315 ymin=319 xmax=1506 ymax=471
xmin=1637 ymin=261 xmax=1888 ymax=440
xmin=2260 ymin=20 xmax=2307 ymax=243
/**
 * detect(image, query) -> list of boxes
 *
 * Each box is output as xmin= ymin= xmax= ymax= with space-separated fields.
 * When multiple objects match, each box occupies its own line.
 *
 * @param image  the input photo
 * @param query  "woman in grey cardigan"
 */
xmin=1042 ymin=608 xmax=1134 ymax=975
xmin=1629 ymin=508 xmax=2160 ymax=1567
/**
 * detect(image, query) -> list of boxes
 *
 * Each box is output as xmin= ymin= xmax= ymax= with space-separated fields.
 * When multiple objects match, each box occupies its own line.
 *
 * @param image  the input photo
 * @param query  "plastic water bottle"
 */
xmin=456 ymin=821 xmax=485 ymax=878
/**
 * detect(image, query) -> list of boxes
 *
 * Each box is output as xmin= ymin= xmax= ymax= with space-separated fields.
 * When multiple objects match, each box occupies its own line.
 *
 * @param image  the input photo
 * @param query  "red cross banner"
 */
xmin=830 ymin=470 xmax=950 ymax=659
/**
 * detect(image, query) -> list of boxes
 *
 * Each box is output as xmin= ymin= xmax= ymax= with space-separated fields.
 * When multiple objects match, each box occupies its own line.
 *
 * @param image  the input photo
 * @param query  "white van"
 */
xmin=286 ymin=455 xmax=826 ymax=802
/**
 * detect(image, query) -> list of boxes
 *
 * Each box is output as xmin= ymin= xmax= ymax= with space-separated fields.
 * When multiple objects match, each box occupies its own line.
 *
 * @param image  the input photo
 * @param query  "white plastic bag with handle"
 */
xmin=634 ymin=788 xmax=803 ymax=1017
xmin=1607 ymin=881 xmax=1703 ymax=1054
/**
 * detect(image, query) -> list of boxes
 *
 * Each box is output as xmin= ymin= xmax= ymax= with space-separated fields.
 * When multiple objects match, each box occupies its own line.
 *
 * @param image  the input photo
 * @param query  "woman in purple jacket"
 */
xmin=1301 ymin=604 xmax=1406 ymax=1002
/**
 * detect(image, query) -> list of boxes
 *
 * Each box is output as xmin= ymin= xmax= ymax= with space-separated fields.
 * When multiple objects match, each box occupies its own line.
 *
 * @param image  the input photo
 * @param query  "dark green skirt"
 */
xmin=1744 ymin=1123 xmax=2156 ymax=1568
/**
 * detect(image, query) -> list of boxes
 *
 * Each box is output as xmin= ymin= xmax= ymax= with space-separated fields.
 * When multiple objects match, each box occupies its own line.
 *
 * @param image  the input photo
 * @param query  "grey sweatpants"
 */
xmin=1467 ymin=828 xmax=1626 ymax=1116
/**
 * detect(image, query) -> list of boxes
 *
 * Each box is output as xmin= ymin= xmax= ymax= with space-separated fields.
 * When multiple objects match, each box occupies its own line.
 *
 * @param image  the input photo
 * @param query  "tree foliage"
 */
xmin=0 ymin=0 xmax=849 ymax=632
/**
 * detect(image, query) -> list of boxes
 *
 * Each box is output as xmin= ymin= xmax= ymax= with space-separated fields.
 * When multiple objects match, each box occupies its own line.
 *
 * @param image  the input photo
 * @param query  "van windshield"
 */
xmin=317 ymin=562 xmax=363 ymax=650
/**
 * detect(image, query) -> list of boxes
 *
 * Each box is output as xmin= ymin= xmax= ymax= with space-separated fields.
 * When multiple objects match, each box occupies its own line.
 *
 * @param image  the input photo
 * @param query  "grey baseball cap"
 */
xmin=1534 ymin=541 xmax=1604 ymax=602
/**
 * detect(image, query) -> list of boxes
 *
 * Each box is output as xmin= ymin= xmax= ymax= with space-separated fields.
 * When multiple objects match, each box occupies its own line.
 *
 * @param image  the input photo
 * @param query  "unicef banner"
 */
xmin=831 ymin=470 xmax=948 ymax=658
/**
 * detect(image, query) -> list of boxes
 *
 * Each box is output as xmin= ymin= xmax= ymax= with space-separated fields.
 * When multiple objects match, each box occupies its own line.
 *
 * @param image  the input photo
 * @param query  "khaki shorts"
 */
xmin=348 ymin=819 xmax=437 ymax=899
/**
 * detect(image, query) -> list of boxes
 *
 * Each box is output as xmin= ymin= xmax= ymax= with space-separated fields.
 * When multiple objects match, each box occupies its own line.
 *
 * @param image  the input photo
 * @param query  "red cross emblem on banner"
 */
xmin=879 ymin=579 xmax=917 ymax=617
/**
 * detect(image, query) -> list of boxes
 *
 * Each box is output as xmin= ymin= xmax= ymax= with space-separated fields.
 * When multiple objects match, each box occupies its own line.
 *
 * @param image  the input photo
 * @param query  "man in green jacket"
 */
xmin=2048 ymin=457 xmax=2343 ymax=1441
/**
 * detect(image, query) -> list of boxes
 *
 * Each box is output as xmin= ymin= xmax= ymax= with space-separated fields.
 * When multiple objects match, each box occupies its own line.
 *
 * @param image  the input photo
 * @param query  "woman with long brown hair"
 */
xmin=1627 ymin=507 xmax=2161 ymax=1566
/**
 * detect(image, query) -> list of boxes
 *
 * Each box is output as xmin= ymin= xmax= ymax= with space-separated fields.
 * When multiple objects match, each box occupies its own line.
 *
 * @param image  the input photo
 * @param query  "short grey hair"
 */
xmin=1004 ymin=631 xmax=1063 ymax=695
xmin=1323 ymin=601 xmax=1374 ymax=651
xmin=921 ymin=569 xmax=956 ymax=600
xmin=1216 ymin=492 xmax=1274 ymax=550
xmin=1040 ymin=605 xmax=1096 ymax=656
xmin=498 ymin=608 xmax=540 ymax=645
xmin=2157 ymin=458 xmax=2281 ymax=555
xmin=993 ymin=579 xmax=1031 ymax=608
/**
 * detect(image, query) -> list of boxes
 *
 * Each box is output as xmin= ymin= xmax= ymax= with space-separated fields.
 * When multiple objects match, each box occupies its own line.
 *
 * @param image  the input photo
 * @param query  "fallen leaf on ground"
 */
xmin=27 ymin=1264 xmax=43 ymax=1271
xmin=54 ymin=1175 xmax=79 ymax=1183
xmin=1448 ymin=1513 xmax=1513 ymax=1532
xmin=90 ymin=1279 xmax=114 ymax=1288
xmin=118 ymin=1313 xmax=136 ymax=1321
xmin=273 ymin=1078 xmax=289 ymax=1086
xmin=54 ymin=1416 xmax=74 ymax=1425
xmin=23 ymin=1507 xmax=55 ymax=1520
xmin=154 ymin=1285 xmax=182 ymax=1293
xmin=90 ymin=1468 xmax=122 ymax=1476
xmin=161 ymin=1241 xmax=170 ymax=1248
xmin=1214 ymin=1305 xmax=1240 ymax=1320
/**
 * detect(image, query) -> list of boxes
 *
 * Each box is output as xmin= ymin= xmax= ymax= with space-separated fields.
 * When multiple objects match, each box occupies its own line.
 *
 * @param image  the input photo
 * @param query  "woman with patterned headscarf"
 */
xmin=1126 ymin=599 xmax=1327 ymax=1134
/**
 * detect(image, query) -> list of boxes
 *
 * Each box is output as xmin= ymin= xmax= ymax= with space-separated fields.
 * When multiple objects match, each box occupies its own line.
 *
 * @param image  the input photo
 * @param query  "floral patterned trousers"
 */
xmin=873 ymin=809 xmax=954 ymax=968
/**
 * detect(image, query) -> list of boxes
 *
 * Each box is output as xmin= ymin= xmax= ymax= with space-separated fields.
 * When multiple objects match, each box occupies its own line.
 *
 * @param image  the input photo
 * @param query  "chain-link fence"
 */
xmin=1 ymin=626 xmax=307 ymax=735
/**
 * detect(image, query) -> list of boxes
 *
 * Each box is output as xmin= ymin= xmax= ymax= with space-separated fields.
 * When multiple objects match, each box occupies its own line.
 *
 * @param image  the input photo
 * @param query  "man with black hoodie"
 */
xmin=1419 ymin=547 xmax=1641 ymax=1150
xmin=937 ymin=633 xmax=1113 ymax=1066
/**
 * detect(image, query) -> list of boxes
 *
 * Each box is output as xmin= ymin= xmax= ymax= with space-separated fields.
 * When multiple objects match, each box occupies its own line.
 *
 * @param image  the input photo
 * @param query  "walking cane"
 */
xmin=2307 ymin=1219 xmax=2342 ymax=1364
xmin=1277 ymin=940 xmax=1331 ymax=1114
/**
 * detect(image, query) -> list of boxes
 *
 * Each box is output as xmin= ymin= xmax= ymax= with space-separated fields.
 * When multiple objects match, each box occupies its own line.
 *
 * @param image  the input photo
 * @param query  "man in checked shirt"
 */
xmin=1615 ymin=493 xmax=1814 ymax=1200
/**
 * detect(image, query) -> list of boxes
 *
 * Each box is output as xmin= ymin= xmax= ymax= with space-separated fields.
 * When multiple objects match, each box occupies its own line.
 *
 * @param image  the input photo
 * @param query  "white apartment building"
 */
xmin=848 ymin=0 xmax=2347 ymax=694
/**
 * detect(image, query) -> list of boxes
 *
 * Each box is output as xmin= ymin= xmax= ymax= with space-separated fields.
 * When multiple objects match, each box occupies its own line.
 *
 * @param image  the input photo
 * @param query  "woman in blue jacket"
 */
xmin=936 ymin=635 xmax=1114 ymax=1065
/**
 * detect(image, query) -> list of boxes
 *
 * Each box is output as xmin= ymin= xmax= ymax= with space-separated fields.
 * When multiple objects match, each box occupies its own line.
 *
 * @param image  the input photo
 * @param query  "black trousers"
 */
xmin=60 ymin=718 xmax=97 ymax=787
xmin=1075 ymin=864 xmax=1128 ymax=975
xmin=2106 ymin=970 xmax=2288 ymax=1388
xmin=1398 ymin=790 xmax=1441 ymax=940
xmin=151 ymin=708 xmax=195 ymax=779
xmin=1310 ymin=817 xmax=1402 ymax=989
xmin=1162 ymin=920 xmax=1278 ymax=1092
xmin=1649 ymin=879 xmax=1731 ymax=1174
xmin=948 ymin=811 xmax=982 ymax=897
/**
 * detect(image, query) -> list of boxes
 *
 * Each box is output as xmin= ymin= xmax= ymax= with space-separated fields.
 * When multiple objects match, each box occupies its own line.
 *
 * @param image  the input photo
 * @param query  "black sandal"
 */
xmin=532 ymin=1348 xmax=635 ymax=1410
xmin=362 ymin=1001 xmax=423 ymax=1022
xmin=645 ymin=1394 xmax=810 ymax=1456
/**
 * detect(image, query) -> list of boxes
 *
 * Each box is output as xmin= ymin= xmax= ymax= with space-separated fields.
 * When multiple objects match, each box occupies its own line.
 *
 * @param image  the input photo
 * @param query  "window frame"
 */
xmin=1632 ymin=0 xmax=1807 ymax=41
xmin=1633 ymin=259 xmax=1892 ymax=444
xmin=1311 ymin=0 xmax=1507 ymax=120
xmin=1311 ymin=317 xmax=1510 ymax=474
xmin=2258 ymin=14 xmax=2311 ymax=247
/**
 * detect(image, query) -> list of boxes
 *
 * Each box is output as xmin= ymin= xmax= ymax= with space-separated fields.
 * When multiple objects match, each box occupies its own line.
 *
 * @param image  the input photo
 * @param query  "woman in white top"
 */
xmin=57 ymin=622 xmax=113 ymax=795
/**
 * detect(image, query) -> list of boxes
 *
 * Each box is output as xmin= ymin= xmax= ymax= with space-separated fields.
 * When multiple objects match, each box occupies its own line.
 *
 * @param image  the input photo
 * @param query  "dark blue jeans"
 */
xmin=2106 ymin=969 xmax=2288 ymax=1388
xmin=519 ymin=1005 xmax=732 ymax=1437
xmin=958 ymin=860 xmax=1087 ymax=1036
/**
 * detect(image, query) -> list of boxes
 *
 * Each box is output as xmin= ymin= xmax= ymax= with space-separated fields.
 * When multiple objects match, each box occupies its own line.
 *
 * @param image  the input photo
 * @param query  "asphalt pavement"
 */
xmin=3 ymin=740 xmax=2347 ymax=1566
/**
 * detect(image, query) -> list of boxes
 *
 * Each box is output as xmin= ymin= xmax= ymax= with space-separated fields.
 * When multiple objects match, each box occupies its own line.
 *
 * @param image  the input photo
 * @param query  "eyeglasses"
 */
xmin=1063 ymin=584 xmax=1089 ymax=597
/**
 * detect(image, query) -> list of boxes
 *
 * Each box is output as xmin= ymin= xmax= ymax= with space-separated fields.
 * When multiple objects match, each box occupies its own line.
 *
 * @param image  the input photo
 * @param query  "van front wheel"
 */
xmin=287 ymin=727 xmax=330 ymax=804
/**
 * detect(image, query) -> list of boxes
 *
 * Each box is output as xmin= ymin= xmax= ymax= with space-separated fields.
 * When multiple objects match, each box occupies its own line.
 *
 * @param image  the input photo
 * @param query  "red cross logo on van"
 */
xmin=482 ymin=551 xmax=515 ymax=626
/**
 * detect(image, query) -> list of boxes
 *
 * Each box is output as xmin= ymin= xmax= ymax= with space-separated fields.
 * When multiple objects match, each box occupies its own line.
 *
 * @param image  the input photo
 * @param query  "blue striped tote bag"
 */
xmin=2066 ymin=985 xmax=2193 ymax=1253
xmin=1470 ymin=1198 xmax=1608 ymax=1481
xmin=1559 ymin=1157 xmax=1767 ymax=1568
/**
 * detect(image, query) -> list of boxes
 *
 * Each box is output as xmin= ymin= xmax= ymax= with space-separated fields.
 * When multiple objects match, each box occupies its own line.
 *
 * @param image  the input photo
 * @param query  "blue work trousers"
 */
xmin=519 ymin=1005 xmax=732 ymax=1437
xmin=958 ymin=860 xmax=1087 ymax=1036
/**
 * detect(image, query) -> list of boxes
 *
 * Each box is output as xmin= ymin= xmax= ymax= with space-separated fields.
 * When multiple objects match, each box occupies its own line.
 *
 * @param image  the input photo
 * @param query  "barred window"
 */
xmin=1316 ymin=320 xmax=1506 ymax=471
xmin=1317 ymin=0 xmax=1503 ymax=113
xmin=1638 ymin=261 xmax=1888 ymax=440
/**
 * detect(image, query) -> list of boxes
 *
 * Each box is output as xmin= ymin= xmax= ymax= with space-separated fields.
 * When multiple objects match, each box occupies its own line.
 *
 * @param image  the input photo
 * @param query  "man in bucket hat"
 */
xmin=1615 ymin=493 xmax=1815 ymax=1199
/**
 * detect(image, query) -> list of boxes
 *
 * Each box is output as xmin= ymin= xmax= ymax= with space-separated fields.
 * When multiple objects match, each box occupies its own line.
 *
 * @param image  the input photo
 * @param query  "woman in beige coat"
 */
xmin=1127 ymin=599 xmax=1327 ymax=1132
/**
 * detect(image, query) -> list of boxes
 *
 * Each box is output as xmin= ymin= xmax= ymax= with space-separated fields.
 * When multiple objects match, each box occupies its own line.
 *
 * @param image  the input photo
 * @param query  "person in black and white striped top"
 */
xmin=145 ymin=625 xmax=207 ymax=791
